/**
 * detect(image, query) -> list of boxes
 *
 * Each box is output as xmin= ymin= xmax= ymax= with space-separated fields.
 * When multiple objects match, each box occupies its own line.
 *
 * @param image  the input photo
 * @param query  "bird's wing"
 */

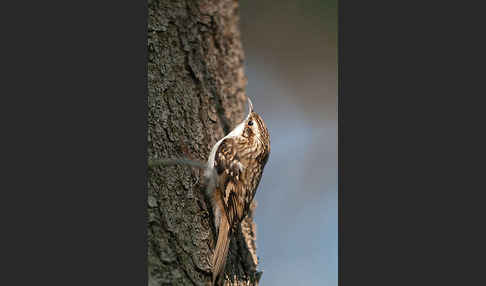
xmin=214 ymin=137 xmax=246 ymax=227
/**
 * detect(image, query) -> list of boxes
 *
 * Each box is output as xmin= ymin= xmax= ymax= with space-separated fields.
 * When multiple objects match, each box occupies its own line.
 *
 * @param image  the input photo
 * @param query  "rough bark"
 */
xmin=148 ymin=1 xmax=260 ymax=285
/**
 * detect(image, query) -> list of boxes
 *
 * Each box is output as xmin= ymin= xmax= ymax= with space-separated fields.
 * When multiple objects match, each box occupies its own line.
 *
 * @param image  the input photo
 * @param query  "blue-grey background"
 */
xmin=239 ymin=1 xmax=337 ymax=285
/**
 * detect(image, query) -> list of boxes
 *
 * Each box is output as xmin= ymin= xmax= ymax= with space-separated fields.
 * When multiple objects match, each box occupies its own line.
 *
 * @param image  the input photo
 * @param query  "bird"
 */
xmin=205 ymin=97 xmax=270 ymax=285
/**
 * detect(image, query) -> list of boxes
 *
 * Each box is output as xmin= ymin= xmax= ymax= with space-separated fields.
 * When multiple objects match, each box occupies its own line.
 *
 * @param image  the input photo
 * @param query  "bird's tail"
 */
xmin=212 ymin=214 xmax=231 ymax=285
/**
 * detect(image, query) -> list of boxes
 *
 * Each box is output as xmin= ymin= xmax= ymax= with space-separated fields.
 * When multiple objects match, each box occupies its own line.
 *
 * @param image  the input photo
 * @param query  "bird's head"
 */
xmin=228 ymin=97 xmax=270 ymax=155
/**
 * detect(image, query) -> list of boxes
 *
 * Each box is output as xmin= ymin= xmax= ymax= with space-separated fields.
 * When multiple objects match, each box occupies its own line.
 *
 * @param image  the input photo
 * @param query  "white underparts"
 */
xmin=213 ymin=202 xmax=221 ymax=230
xmin=205 ymin=111 xmax=252 ymax=231
xmin=204 ymin=119 xmax=246 ymax=181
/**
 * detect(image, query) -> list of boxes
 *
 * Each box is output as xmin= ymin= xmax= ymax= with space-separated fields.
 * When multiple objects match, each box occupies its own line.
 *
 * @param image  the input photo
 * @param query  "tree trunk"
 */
xmin=148 ymin=1 xmax=260 ymax=285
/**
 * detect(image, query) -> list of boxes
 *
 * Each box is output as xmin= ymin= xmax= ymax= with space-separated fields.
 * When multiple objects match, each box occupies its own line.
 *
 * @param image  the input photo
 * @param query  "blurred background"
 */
xmin=239 ymin=1 xmax=337 ymax=285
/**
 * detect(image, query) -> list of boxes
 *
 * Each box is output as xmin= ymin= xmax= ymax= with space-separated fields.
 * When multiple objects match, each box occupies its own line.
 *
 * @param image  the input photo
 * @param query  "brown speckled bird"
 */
xmin=205 ymin=97 xmax=270 ymax=285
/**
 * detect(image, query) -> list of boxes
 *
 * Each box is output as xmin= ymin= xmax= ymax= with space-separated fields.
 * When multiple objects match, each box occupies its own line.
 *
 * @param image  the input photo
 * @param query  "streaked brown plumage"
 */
xmin=206 ymin=97 xmax=270 ymax=285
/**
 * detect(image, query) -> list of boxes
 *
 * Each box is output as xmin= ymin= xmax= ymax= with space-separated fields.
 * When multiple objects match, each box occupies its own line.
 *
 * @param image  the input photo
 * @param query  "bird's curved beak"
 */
xmin=245 ymin=96 xmax=254 ymax=121
xmin=247 ymin=97 xmax=254 ymax=114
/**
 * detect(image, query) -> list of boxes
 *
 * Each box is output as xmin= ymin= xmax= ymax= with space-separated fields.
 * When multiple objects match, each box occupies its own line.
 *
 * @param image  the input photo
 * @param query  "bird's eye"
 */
xmin=248 ymin=120 xmax=254 ymax=126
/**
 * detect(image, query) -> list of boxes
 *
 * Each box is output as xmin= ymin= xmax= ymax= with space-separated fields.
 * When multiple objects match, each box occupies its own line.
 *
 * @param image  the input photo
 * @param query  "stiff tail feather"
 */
xmin=212 ymin=215 xmax=231 ymax=285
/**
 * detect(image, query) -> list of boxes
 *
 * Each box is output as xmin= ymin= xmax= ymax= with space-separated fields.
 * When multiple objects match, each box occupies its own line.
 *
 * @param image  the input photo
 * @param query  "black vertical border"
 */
xmin=1 ymin=1 xmax=148 ymax=285
xmin=339 ymin=1 xmax=485 ymax=286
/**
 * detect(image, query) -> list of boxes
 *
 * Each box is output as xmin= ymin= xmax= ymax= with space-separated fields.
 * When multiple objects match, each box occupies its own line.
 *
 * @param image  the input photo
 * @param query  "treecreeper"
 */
xmin=148 ymin=97 xmax=270 ymax=285
xmin=205 ymin=97 xmax=270 ymax=285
